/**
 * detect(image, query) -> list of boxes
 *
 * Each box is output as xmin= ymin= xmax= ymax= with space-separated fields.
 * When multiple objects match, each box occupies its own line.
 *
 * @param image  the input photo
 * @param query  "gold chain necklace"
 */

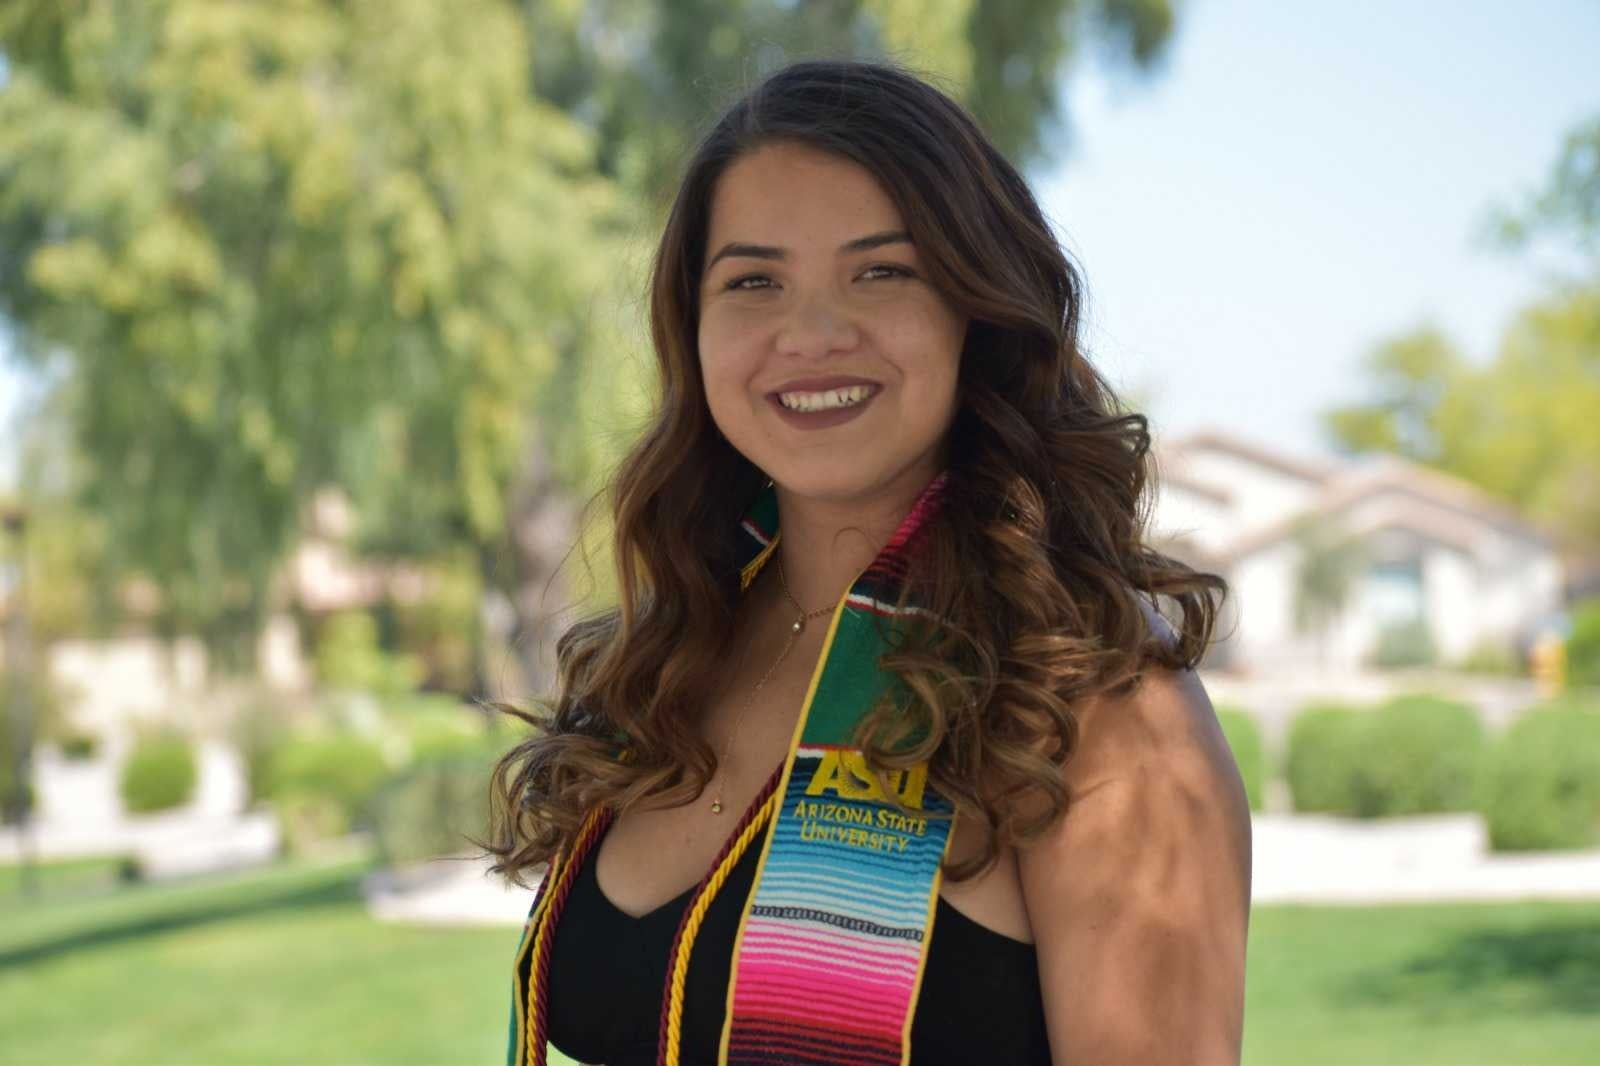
xmin=709 ymin=558 xmax=835 ymax=814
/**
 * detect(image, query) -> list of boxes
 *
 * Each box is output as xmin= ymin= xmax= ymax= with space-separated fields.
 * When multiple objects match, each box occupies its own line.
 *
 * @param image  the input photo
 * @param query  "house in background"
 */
xmin=1150 ymin=429 xmax=1566 ymax=677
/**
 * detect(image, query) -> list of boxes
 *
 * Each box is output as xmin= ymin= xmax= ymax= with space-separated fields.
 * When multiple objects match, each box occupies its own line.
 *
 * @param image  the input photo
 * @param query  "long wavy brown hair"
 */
xmin=482 ymin=57 xmax=1228 ymax=886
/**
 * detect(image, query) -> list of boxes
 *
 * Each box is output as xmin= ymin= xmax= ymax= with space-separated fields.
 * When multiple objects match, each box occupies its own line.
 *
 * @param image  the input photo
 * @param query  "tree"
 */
xmin=1324 ymin=111 xmax=1600 ymax=554
xmin=0 ymin=0 xmax=1188 ymax=694
xmin=0 ymin=0 xmax=635 ymax=679
xmin=520 ymin=0 xmax=1184 ymax=205
xmin=1289 ymin=515 xmax=1367 ymax=669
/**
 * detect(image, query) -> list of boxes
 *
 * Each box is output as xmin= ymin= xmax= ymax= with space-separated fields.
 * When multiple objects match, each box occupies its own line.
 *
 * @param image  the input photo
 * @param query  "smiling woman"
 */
xmin=486 ymin=58 xmax=1249 ymax=1066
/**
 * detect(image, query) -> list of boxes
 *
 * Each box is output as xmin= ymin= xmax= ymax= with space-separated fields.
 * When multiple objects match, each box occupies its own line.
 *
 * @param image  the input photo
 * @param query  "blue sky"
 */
xmin=1039 ymin=0 xmax=1600 ymax=461
xmin=2 ymin=0 xmax=1597 ymax=487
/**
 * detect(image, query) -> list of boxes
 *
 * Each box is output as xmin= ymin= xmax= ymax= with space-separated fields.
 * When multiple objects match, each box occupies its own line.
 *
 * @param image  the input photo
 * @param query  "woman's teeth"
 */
xmin=777 ymin=385 xmax=874 ymax=412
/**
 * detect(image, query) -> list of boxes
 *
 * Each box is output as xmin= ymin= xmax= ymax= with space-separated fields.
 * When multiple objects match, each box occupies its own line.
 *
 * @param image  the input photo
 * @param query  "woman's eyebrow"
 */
xmin=704 ymin=229 xmax=912 ymax=274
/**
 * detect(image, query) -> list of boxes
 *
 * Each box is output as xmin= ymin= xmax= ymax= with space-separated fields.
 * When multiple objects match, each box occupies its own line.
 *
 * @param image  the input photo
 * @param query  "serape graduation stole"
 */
xmin=509 ymin=471 xmax=957 ymax=1066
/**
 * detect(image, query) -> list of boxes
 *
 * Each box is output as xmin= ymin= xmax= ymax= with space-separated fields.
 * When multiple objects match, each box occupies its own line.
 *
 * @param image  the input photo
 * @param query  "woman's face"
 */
xmin=697 ymin=141 xmax=968 ymax=505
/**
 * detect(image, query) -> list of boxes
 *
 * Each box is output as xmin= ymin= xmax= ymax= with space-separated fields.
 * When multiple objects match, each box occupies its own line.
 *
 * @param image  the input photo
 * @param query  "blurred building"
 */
xmin=1152 ymin=429 xmax=1566 ymax=677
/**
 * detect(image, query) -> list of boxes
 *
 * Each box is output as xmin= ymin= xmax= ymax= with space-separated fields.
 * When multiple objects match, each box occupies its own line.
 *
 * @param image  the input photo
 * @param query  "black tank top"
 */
xmin=541 ymin=818 xmax=1052 ymax=1065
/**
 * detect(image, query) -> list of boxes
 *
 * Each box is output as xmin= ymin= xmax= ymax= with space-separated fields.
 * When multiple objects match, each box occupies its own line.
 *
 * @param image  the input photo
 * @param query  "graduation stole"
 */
xmin=509 ymin=471 xmax=958 ymax=1066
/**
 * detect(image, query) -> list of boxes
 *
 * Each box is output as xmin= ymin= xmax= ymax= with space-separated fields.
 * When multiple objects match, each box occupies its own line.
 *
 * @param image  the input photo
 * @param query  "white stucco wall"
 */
xmin=1167 ymin=448 xmax=1322 ymax=532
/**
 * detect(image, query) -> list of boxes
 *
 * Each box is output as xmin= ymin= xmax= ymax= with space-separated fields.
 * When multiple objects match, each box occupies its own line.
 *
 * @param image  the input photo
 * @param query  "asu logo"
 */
xmin=804 ymin=749 xmax=928 ymax=809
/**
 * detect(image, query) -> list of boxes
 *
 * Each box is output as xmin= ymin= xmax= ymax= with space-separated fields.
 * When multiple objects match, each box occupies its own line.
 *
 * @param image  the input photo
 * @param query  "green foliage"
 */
xmin=314 ymin=610 xmax=423 ymax=698
xmin=1480 ymin=700 xmax=1600 ymax=851
xmin=1285 ymin=704 xmax=1367 ymax=814
xmin=1289 ymin=517 xmax=1367 ymax=661
xmin=119 ymin=731 xmax=198 ymax=814
xmin=1370 ymin=617 xmax=1438 ymax=669
xmin=1488 ymin=112 xmax=1600 ymax=268
xmin=264 ymin=733 xmax=390 ymax=849
xmin=0 ymin=0 xmax=634 ymax=639
xmin=57 ymin=731 xmax=99 ymax=761
xmin=1214 ymin=705 xmax=1265 ymax=812
xmin=1287 ymin=696 xmax=1486 ymax=817
xmin=371 ymin=745 xmax=500 ymax=867
xmin=1452 ymin=638 xmax=1524 ymax=677
xmin=227 ymin=696 xmax=296 ymax=808
xmin=386 ymin=558 xmax=482 ymax=694
xmin=1358 ymin=695 xmax=1484 ymax=816
xmin=1323 ymin=287 xmax=1600 ymax=549
xmin=1566 ymin=597 xmax=1600 ymax=689
xmin=1 ymin=667 xmax=64 ymax=823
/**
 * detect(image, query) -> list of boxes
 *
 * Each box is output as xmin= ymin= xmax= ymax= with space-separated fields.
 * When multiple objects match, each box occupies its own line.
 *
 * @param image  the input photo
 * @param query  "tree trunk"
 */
xmin=491 ymin=429 xmax=582 ymax=705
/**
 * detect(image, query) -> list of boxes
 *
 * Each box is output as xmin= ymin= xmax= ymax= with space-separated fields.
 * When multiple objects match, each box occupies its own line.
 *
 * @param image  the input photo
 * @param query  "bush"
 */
xmin=1285 ymin=696 xmax=1485 ymax=817
xmin=1567 ymin=598 xmax=1600 ymax=688
xmin=228 ymin=698 xmax=294 ymax=808
xmin=1355 ymin=694 xmax=1484 ymax=816
xmin=371 ymin=745 xmax=500 ymax=866
xmin=120 ymin=731 xmax=199 ymax=813
xmin=1214 ymin=706 xmax=1265 ymax=812
xmin=314 ymin=610 xmax=424 ymax=697
xmin=1285 ymin=704 xmax=1366 ymax=814
xmin=1481 ymin=701 xmax=1600 ymax=850
xmin=1369 ymin=617 xmax=1436 ymax=669
xmin=265 ymin=734 xmax=390 ymax=846
xmin=1453 ymin=639 xmax=1523 ymax=677
xmin=58 ymin=731 xmax=100 ymax=761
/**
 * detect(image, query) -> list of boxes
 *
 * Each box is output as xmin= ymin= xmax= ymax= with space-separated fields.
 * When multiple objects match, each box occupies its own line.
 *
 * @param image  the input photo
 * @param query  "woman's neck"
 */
xmin=769 ymin=467 xmax=939 ymax=612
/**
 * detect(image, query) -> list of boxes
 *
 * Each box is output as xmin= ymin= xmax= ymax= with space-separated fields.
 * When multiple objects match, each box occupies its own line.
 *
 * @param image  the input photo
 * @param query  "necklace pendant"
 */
xmin=791 ymin=618 xmax=804 ymax=634
xmin=710 ymin=797 xmax=724 ymax=814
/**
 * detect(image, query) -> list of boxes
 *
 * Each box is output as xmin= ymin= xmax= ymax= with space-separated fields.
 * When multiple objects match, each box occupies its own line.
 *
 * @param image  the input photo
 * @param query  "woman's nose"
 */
xmin=776 ymin=292 xmax=860 ymax=356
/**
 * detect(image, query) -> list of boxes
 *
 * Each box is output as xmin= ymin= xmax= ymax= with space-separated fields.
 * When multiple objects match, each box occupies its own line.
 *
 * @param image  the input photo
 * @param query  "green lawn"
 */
xmin=3 ymin=852 xmax=1598 ymax=1065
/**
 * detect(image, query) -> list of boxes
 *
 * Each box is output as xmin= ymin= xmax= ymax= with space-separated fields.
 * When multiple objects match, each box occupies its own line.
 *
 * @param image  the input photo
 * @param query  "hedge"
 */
xmin=371 ymin=745 xmax=499 ymax=867
xmin=265 ymin=734 xmax=390 ymax=846
xmin=120 ymin=732 xmax=199 ymax=813
xmin=1285 ymin=695 xmax=1485 ymax=817
xmin=1567 ymin=598 xmax=1600 ymax=688
xmin=1481 ymin=701 xmax=1600 ymax=850
xmin=1214 ymin=706 xmax=1265 ymax=812
xmin=1285 ymin=704 xmax=1366 ymax=814
xmin=1355 ymin=694 xmax=1484 ymax=817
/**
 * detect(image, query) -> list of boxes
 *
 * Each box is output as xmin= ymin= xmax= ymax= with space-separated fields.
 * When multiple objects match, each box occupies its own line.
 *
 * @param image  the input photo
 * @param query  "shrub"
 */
xmin=58 ymin=731 xmax=100 ymax=761
xmin=228 ymin=698 xmax=294 ymax=808
xmin=371 ymin=745 xmax=500 ymax=866
xmin=120 ymin=731 xmax=199 ymax=813
xmin=1355 ymin=694 xmax=1484 ymax=816
xmin=314 ymin=609 xmax=424 ymax=697
xmin=1567 ymin=598 xmax=1600 ymax=688
xmin=1214 ymin=706 xmax=1265 ymax=812
xmin=1481 ymin=701 xmax=1600 ymax=850
xmin=1369 ymin=617 xmax=1436 ymax=669
xmin=1285 ymin=704 xmax=1366 ymax=814
xmin=1453 ymin=639 xmax=1523 ymax=677
xmin=265 ymin=734 xmax=390 ymax=843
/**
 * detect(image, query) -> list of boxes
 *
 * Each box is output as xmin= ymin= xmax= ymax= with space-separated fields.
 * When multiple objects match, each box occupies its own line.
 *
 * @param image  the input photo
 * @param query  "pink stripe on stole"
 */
xmin=736 ymin=953 xmax=915 ymax=998
xmin=737 ymin=944 xmax=919 ymax=984
xmin=733 ymin=985 xmax=908 ymax=1033
xmin=736 ymin=958 xmax=912 ymax=1004
xmin=738 ymin=930 xmax=922 ymax=977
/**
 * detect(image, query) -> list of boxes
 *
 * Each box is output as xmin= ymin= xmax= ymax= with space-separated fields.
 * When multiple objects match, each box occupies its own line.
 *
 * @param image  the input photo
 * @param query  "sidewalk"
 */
xmin=363 ymin=812 xmax=1600 ymax=926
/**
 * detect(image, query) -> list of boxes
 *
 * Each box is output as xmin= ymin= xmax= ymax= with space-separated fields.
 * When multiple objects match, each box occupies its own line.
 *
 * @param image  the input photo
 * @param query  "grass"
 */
xmin=1246 ymin=902 xmax=1600 ymax=1065
xmin=3 ymin=852 xmax=1598 ymax=1064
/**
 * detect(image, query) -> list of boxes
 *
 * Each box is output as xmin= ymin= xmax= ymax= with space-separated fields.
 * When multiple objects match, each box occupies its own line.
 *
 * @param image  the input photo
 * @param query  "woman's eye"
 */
xmin=722 ymin=264 xmax=913 ymax=291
